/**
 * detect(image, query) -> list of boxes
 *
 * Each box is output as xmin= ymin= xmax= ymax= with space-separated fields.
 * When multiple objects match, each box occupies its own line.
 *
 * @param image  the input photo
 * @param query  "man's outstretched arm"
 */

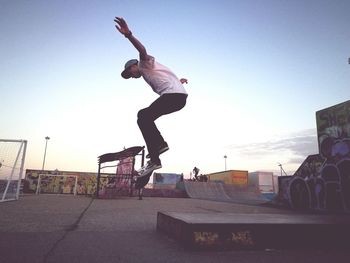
xmin=114 ymin=17 xmax=148 ymax=60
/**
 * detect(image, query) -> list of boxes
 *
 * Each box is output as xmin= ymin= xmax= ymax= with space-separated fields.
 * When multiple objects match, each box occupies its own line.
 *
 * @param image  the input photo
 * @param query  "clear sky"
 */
xmin=1 ymin=0 xmax=349 ymax=177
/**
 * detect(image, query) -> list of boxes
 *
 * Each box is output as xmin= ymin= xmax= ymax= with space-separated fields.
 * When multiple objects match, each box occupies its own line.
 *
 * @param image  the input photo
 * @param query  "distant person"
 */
xmin=114 ymin=17 xmax=188 ymax=178
xmin=193 ymin=167 xmax=200 ymax=181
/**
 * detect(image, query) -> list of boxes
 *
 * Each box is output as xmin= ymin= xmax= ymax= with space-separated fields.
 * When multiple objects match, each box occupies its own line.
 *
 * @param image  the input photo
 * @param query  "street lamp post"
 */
xmin=277 ymin=163 xmax=287 ymax=176
xmin=42 ymin=136 xmax=50 ymax=170
xmin=224 ymin=155 xmax=227 ymax=171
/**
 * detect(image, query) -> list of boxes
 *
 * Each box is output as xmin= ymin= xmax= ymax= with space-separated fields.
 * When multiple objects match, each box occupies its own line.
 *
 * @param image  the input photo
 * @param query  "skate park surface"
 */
xmin=1 ymin=192 xmax=350 ymax=263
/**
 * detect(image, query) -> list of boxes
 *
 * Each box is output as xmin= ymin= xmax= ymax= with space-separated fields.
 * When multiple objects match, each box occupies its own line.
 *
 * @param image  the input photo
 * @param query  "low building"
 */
xmin=207 ymin=170 xmax=248 ymax=186
xmin=248 ymin=171 xmax=277 ymax=193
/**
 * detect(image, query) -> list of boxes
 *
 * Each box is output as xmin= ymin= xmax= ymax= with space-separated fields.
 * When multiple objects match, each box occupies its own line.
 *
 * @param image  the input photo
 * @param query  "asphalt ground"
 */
xmin=0 ymin=194 xmax=349 ymax=263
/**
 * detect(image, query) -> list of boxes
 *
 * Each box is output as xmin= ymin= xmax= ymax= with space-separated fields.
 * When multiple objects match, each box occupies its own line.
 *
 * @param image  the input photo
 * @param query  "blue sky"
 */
xmin=1 ymin=0 xmax=349 ymax=177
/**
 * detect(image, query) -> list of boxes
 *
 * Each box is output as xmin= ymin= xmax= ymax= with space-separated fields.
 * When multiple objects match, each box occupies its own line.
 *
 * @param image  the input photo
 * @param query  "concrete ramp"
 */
xmin=184 ymin=181 xmax=270 ymax=205
xmin=184 ymin=182 xmax=231 ymax=201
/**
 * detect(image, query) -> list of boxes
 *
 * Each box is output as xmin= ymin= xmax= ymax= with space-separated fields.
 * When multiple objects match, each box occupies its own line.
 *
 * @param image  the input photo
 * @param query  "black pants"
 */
xmin=137 ymin=93 xmax=188 ymax=164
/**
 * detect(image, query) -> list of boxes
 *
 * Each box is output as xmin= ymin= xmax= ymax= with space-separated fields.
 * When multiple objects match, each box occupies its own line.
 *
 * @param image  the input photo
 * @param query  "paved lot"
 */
xmin=0 ymin=195 xmax=349 ymax=263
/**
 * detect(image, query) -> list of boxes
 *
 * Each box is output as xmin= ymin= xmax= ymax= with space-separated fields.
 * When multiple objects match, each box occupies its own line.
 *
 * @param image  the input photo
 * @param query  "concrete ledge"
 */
xmin=157 ymin=212 xmax=350 ymax=250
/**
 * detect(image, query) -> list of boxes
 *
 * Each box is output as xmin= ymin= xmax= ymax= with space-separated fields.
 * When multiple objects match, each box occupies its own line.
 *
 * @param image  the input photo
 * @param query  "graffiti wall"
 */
xmin=287 ymin=100 xmax=350 ymax=212
xmin=98 ymin=157 xmax=136 ymax=197
xmin=153 ymin=173 xmax=183 ymax=188
xmin=316 ymin=100 xmax=350 ymax=151
xmin=25 ymin=169 xmax=112 ymax=195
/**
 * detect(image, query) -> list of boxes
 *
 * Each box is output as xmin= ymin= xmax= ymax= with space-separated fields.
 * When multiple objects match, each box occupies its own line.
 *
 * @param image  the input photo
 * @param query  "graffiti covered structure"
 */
xmin=289 ymin=100 xmax=350 ymax=212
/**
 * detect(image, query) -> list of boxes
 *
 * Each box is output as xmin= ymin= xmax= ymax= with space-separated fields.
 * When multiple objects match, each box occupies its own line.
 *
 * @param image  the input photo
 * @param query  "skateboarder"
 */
xmin=114 ymin=17 xmax=188 ymax=177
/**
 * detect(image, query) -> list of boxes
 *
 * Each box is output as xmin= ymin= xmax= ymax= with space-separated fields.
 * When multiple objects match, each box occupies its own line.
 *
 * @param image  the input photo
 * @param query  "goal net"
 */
xmin=0 ymin=139 xmax=27 ymax=202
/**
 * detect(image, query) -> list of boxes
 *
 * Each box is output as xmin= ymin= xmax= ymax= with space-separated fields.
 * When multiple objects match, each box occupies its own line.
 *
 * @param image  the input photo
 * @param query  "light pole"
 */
xmin=224 ymin=155 xmax=227 ymax=171
xmin=277 ymin=163 xmax=287 ymax=176
xmin=42 ymin=136 xmax=50 ymax=170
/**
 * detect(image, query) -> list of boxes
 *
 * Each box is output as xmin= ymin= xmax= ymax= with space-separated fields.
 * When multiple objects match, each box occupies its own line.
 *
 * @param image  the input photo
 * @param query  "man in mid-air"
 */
xmin=114 ymin=17 xmax=188 ymax=178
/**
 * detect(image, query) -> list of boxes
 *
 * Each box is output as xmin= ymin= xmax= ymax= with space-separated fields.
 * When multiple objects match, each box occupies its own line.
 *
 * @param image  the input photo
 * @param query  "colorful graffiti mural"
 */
xmin=287 ymin=100 xmax=350 ymax=212
xmin=25 ymin=169 xmax=111 ymax=195
xmin=316 ymin=100 xmax=350 ymax=149
xmin=98 ymin=156 xmax=136 ymax=197
xmin=26 ymin=156 xmax=137 ymax=197
xmin=153 ymin=173 xmax=182 ymax=185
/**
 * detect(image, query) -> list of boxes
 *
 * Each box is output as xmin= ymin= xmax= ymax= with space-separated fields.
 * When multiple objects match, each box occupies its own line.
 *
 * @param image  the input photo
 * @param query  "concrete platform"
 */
xmin=157 ymin=212 xmax=350 ymax=250
xmin=1 ymin=195 xmax=350 ymax=263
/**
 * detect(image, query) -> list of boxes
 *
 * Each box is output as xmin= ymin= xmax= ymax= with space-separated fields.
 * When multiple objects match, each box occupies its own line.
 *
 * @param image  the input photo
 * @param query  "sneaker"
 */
xmin=146 ymin=142 xmax=169 ymax=159
xmin=138 ymin=160 xmax=162 ymax=176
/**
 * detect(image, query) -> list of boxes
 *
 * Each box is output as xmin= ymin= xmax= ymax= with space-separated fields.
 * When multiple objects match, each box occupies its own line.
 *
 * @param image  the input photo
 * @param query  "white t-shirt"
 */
xmin=138 ymin=56 xmax=187 ymax=96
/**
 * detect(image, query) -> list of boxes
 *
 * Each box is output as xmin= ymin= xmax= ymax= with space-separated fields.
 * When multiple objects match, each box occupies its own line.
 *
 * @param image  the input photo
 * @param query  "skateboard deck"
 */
xmin=134 ymin=170 xmax=153 ymax=190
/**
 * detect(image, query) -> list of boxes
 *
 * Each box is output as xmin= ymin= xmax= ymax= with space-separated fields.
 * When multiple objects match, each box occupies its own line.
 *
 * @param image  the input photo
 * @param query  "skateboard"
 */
xmin=134 ymin=170 xmax=153 ymax=190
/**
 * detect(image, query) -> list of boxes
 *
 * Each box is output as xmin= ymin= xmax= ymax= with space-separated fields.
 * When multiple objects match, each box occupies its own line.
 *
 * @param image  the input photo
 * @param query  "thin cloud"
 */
xmin=227 ymin=128 xmax=319 ymax=165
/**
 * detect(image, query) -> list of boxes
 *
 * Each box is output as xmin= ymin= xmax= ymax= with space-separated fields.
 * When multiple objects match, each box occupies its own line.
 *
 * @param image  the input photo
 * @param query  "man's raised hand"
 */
xmin=180 ymin=78 xmax=188 ymax=84
xmin=114 ymin=17 xmax=131 ymax=36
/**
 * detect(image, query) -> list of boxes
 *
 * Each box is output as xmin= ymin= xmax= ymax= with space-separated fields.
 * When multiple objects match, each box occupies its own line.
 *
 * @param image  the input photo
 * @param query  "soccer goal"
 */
xmin=0 ymin=139 xmax=27 ymax=202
